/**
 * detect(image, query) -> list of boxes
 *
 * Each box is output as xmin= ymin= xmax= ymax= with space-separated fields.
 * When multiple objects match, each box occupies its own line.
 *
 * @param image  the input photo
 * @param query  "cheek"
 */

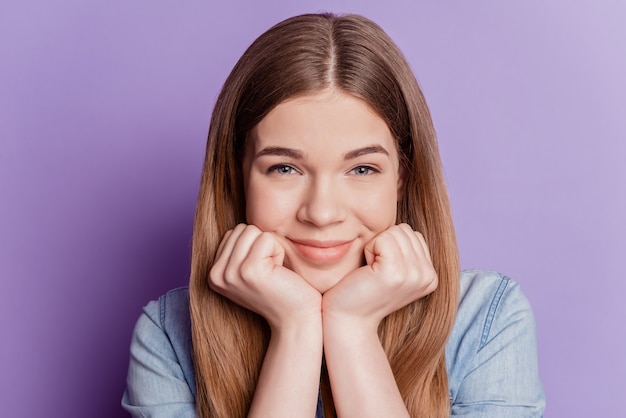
xmin=245 ymin=183 xmax=295 ymax=229
xmin=355 ymin=186 xmax=399 ymax=230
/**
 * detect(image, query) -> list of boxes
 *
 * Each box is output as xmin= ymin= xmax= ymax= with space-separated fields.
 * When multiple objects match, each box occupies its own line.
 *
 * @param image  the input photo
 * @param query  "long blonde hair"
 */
xmin=189 ymin=13 xmax=459 ymax=417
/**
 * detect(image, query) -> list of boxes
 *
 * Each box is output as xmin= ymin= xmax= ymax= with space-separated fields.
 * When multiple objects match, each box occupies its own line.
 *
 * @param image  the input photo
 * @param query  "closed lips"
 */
xmin=289 ymin=239 xmax=354 ymax=263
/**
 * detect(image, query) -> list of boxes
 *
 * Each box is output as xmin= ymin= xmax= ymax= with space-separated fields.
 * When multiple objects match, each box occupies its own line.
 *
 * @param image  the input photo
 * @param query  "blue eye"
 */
xmin=351 ymin=165 xmax=378 ymax=175
xmin=268 ymin=164 xmax=297 ymax=175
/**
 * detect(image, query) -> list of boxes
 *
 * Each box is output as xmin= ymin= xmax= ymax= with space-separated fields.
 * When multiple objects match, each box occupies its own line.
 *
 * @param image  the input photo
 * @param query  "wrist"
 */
xmin=322 ymin=312 xmax=380 ymax=345
xmin=271 ymin=313 xmax=323 ymax=343
xmin=322 ymin=297 xmax=380 ymax=336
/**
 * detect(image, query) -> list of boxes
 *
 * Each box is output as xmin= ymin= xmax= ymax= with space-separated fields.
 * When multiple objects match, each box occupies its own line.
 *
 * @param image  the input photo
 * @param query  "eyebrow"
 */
xmin=255 ymin=147 xmax=305 ymax=159
xmin=343 ymin=145 xmax=389 ymax=160
xmin=254 ymin=144 xmax=390 ymax=160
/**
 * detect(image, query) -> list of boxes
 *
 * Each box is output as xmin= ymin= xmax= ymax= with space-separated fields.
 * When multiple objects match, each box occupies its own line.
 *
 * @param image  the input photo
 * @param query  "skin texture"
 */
xmin=243 ymin=89 xmax=404 ymax=294
xmin=209 ymin=90 xmax=437 ymax=417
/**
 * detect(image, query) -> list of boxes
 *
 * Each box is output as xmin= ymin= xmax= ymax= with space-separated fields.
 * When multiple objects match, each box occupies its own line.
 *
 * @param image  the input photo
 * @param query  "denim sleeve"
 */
xmin=449 ymin=272 xmax=545 ymax=417
xmin=121 ymin=300 xmax=196 ymax=417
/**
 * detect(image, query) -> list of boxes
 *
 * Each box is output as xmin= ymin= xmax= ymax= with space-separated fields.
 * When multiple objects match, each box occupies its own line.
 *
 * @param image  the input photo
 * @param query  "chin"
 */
xmin=295 ymin=265 xmax=353 ymax=294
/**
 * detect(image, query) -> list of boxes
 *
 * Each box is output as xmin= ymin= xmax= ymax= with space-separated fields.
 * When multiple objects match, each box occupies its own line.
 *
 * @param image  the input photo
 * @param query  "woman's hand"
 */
xmin=209 ymin=224 xmax=322 ymax=331
xmin=211 ymin=224 xmax=324 ymax=417
xmin=323 ymin=223 xmax=438 ymax=331
xmin=320 ymin=224 xmax=436 ymax=417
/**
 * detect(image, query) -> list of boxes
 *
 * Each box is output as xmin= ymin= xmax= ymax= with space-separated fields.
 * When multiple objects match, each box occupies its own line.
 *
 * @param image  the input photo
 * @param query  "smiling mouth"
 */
xmin=288 ymin=239 xmax=354 ymax=264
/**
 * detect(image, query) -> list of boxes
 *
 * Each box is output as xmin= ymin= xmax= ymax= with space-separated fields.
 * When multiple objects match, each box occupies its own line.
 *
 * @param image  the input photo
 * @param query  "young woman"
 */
xmin=122 ymin=13 xmax=545 ymax=418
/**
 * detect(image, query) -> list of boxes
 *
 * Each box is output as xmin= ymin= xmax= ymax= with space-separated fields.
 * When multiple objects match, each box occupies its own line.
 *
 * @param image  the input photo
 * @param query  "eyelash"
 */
xmin=267 ymin=164 xmax=298 ymax=175
xmin=266 ymin=164 xmax=380 ymax=176
xmin=350 ymin=165 xmax=379 ymax=176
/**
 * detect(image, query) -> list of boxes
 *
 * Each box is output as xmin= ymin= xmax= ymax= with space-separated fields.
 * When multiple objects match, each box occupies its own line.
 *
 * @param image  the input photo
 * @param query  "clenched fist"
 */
xmin=209 ymin=224 xmax=322 ymax=331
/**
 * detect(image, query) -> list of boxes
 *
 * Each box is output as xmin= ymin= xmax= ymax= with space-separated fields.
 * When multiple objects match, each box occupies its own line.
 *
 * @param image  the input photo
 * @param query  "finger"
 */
xmin=240 ymin=232 xmax=284 ymax=278
xmin=396 ymin=223 xmax=428 ymax=260
xmin=363 ymin=237 xmax=376 ymax=266
xmin=264 ymin=232 xmax=286 ymax=265
xmin=211 ymin=224 xmax=248 ymax=285
xmin=224 ymin=225 xmax=263 ymax=279
xmin=410 ymin=231 xmax=437 ymax=292
xmin=365 ymin=229 xmax=402 ymax=269
xmin=412 ymin=230 xmax=432 ymax=263
xmin=363 ymin=238 xmax=376 ymax=266
xmin=397 ymin=225 xmax=434 ymax=272
xmin=214 ymin=229 xmax=234 ymax=260
xmin=363 ymin=233 xmax=381 ymax=266
xmin=215 ymin=223 xmax=247 ymax=261
xmin=376 ymin=225 xmax=436 ymax=291
xmin=387 ymin=223 xmax=420 ymax=258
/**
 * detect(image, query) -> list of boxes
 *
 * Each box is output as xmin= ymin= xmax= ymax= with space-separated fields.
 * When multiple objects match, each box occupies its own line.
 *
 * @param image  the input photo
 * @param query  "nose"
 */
xmin=297 ymin=176 xmax=346 ymax=227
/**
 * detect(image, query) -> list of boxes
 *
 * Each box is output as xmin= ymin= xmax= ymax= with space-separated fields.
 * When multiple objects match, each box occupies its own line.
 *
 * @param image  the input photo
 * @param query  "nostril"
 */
xmin=297 ymin=186 xmax=345 ymax=227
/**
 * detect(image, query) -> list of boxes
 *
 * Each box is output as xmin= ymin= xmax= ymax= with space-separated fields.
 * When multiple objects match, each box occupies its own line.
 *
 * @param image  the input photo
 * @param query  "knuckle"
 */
xmin=256 ymin=231 xmax=274 ymax=246
xmin=427 ymin=278 xmax=437 ymax=291
xmin=222 ymin=265 xmax=240 ymax=285
xmin=426 ymin=272 xmax=438 ymax=293
xmin=244 ymin=223 xmax=261 ymax=234
xmin=378 ymin=228 xmax=395 ymax=241
xmin=258 ymin=230 xmax=271 ymax=238
xmin=239 ymin=260 xmax=257 ymax=279
xmin=208 ymin=265 xmax=223 ymax=284
xmin=386 ymin=272 xmax=405 ymax=287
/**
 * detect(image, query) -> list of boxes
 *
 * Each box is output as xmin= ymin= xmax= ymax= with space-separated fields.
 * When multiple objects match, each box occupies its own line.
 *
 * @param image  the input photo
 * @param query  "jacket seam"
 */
xmin=158 ymin=287 xmax=187 ymax=329
xmin=159 ymin=293 xmax=167 ymax=329
xmin=479 ymin=274 xmax=510 ymax=349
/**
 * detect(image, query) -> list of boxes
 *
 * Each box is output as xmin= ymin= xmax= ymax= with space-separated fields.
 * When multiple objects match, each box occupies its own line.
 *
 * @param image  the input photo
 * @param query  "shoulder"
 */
xmin=448 ymin=269 xmax=535 ymax=356
xmin=446 ymin=270 xmax=545 ymax=416
xmin=123 ymin=286 xmax=196 ymax=413
xmin=141 ymin=286 xmax=190 ymax=328
xmin=456 ymin=270 xmax=533 ymax=339
xmin=140 ymin=287 xmax=193 ymax=384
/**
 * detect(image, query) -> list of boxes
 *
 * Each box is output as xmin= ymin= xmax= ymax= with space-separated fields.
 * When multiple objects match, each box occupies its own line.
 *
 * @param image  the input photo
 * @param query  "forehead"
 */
xmin=249 ymin=90 xmax=397 ymax=154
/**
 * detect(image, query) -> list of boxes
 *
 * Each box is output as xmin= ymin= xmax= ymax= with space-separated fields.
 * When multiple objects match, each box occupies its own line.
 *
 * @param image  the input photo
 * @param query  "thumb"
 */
xmin=363 ymin=237 xmax=378 ymax=267
xmin=268 ymin=233 xmax=285 ymax=267
xmin=246 ymin=232 xmax=285 ymax=270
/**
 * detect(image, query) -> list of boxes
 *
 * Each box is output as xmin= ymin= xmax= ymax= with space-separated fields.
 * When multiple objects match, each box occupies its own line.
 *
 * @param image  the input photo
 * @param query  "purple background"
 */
xmin=1 ymin=1 xmax=624 ymax=417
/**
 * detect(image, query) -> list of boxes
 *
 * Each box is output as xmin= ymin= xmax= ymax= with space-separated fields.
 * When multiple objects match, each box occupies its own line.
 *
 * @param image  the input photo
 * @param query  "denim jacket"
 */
xmin=122 ymin=270 xmax=545 ymax=417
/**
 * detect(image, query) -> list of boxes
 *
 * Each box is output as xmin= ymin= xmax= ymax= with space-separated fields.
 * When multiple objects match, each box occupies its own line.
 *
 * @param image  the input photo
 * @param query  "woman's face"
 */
xmin=243 ymin=90 xmax=403 ymax=293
